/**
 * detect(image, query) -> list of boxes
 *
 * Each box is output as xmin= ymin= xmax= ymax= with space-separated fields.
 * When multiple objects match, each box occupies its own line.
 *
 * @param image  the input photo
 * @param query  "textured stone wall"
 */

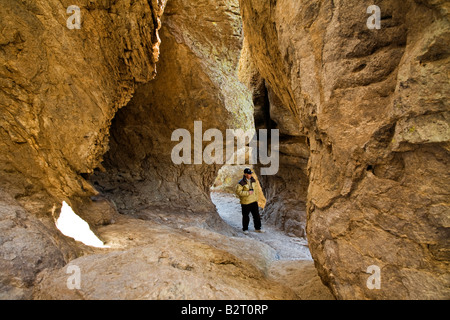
xmin=90 ymin=0 xmax=254 ymax=230
xmin=1 ymin=0 xmax=448 ymax=300
xmin=0 ymin=0 xmax=166 ymax=214
xmin=0 ymin=0 xmax=166 ymax=298
xmin=239 ymin=0 xmax=450 ymax=299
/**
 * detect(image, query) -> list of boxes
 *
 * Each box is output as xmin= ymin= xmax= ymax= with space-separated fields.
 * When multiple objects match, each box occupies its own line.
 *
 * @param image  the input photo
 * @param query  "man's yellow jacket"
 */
xmin=235 ymin=174 xmax=266 ymax=208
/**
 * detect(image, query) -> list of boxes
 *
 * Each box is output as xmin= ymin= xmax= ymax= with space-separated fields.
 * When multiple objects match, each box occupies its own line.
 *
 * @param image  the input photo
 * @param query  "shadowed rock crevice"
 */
xmin=238 ymin=38 xmax=310 ymax=238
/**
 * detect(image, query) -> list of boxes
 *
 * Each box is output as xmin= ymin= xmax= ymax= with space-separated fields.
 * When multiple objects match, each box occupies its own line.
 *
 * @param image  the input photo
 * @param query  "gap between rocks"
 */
xmin=209 ymin=190 xmax=334 ymax=300
xmin=210 ymin=191 xmax=311 ymax=261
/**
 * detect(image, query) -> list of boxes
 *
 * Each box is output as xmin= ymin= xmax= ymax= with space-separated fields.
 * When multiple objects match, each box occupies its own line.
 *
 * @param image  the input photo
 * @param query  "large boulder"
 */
xmin=239 ymin=39 xmax=310 ymax=238
xmin=0 ymin=189 xmax=83 ymax=299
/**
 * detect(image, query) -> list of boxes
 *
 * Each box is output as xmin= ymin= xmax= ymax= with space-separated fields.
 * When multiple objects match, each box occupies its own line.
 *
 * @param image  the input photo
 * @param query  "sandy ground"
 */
xmin=210 ymin=191 xmax=312 ymax=260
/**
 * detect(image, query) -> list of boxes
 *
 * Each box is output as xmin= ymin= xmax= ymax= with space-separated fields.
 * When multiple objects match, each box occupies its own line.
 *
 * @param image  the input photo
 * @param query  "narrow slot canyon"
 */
xmin=0 ymin=0 xmax=449 ymax=301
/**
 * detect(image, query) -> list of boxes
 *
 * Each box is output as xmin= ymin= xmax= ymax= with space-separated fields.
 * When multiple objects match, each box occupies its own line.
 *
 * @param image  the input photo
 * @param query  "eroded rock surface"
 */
xmin=1 ymin=0 xmax=448 ymax=301
xmin=90 ymin=0 xmax=254 ymax=230
xmin=239 ymin=0 xmax=450 ymax=299
xmin=0 ymin=0 xmax=166 ymax=215
xmin=268 ymin=260 xmax=335 ymax=300
xmin=33 ymin=216 xmax=298 ymax=300
xmin=0 ymin=0 xmax=166 ymax=298
xmin=0 ymin=189 xmax=85 ymax=299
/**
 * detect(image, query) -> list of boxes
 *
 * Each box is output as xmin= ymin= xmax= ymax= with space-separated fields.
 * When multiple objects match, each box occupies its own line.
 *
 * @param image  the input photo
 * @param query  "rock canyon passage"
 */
xmin=0 ymin=0 xmax=449 ymax=301
xmin=211 ymin=191 xmax=311 ymax=261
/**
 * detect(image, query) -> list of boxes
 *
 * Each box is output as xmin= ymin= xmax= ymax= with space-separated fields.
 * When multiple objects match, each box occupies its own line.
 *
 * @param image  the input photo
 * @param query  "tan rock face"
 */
xmin=0 ymin=189 xmax=88 ymax=299
xmin=0 ymin=0 xmax=166 ymax=298
xmin=90 ymin=0 xmax=254 ymax=227
xmin=268 ymin=260 xmax=335 ymax=300
xmin=240 ymin=0 xmax=450 ymax=299
xmin=1 ymin=0 xmax=448 ymax=301
xmin=0 ymin=0 xmax=166 ymax=213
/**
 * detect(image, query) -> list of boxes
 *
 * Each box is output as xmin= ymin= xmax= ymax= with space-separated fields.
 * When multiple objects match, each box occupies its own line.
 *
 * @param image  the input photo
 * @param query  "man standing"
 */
xmin=235 ymin=168 xmax=265 ymax=234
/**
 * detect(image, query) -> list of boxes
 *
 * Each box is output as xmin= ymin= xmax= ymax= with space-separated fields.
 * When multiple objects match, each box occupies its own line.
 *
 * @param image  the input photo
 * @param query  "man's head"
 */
xmin=244 ymin=168 xmax=252 ymax=179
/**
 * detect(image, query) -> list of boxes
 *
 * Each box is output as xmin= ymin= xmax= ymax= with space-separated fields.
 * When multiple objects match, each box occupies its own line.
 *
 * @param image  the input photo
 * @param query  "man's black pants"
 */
xmin=241 ymin=201 xmax=261 ymax=231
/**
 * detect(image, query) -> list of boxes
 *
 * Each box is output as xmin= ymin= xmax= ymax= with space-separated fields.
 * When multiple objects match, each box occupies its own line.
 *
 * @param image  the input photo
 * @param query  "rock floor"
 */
xmin=33 ymin=191 xmax=334 ymax=299
xmin=210 ymin=191 xmax=312 ymax=260
xmin=211 ymin=191 xmax=335 ymax=300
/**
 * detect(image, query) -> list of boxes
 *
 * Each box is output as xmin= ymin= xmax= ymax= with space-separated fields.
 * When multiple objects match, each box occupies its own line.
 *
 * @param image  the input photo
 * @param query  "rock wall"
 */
xmin=0 ymin=0 xmax=166 ymax=215
xmin=0 ymin=189 xmax=72 ymax=299
xmin=0 ymin=0 xmax=166 ymax=298
xmin=239 ymin=0 xmax=450 ymax=299
xmin=90 ymin=0 xmax=254 ymax=229
xmin=1 ymin=0 xmax=448 ymax=300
